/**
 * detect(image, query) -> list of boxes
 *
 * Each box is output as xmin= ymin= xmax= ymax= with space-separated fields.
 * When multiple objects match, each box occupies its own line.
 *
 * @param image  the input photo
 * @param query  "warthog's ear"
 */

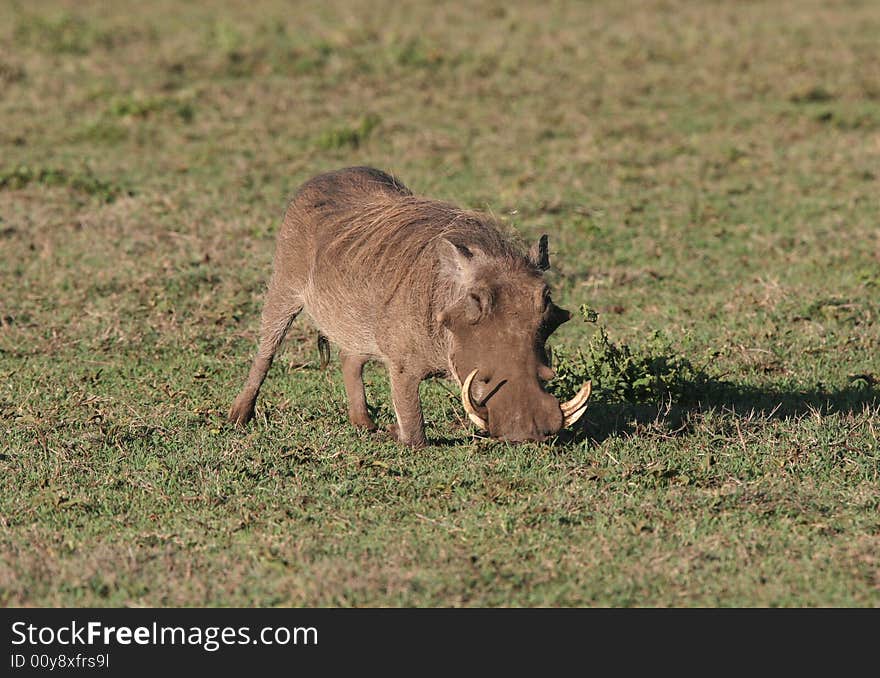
xmin=438 ymin=240 xmax=494 ymax=326
xmin=440 ymin=239 xmax=475 ymax=280
xmin=528 ymin=234 xmax=550 ymax=271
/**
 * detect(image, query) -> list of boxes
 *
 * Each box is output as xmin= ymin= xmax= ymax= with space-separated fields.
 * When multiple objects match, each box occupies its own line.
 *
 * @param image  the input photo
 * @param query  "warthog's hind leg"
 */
xmin=340 ymin=350 xmax=376 ymax=431
xmin=228 ymin=286 xmax=303 ymax=426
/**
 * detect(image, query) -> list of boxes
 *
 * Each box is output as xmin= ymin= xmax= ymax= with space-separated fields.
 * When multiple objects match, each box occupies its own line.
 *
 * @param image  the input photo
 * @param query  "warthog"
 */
xmin=229 ymin=166 xmax=590 ymax=447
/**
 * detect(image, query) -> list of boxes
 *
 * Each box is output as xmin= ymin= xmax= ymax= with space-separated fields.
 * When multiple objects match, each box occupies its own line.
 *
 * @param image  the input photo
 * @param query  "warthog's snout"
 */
xmin=494 ymin=389 xmax=564 ymax=443
xmin=461 ymin=370 xmax=591 ymax=442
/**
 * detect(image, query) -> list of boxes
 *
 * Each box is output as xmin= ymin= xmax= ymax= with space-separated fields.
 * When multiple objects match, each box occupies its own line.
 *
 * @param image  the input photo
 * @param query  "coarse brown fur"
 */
xmin=229 ymin=167 xmax=572 ymax=447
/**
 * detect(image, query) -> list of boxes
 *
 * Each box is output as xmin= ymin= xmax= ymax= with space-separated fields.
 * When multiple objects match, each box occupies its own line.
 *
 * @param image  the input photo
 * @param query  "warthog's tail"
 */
xmin=317 ymin=332 xmax=331 ymax=370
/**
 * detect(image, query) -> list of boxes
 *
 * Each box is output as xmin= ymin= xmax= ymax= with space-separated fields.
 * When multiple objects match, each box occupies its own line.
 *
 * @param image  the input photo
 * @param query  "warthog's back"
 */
xmin=276 ymin=167 xmax=519 ymax=360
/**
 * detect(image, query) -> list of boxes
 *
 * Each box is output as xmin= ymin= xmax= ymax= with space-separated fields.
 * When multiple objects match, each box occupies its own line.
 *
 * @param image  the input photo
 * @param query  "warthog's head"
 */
xmin=438 ymin=235 xmax=591 ymax=442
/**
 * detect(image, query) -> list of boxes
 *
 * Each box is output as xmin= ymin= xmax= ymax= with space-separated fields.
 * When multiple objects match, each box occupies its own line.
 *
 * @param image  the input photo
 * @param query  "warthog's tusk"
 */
xmin=461 ymin=369 xmax=489 ymax=431
xmin=561 ymin=381 xmax=591 ymax=428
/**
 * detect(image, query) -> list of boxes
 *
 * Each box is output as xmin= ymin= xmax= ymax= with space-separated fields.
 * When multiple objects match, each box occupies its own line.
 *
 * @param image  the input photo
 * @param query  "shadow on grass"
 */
xmin=561 ymin=381 xmax=880 ymax=445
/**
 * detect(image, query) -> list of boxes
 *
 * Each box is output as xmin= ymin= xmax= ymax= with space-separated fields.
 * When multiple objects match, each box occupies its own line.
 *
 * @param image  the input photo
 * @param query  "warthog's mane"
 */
xmin=323 ymin=192 xmax=529 ymax=297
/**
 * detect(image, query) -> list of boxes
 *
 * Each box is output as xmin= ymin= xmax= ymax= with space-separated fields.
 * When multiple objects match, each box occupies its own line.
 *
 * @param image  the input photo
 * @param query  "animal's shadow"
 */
xmin=558 ymin=381 xmax=880 ymax=446
xmin=360 ymin=375 xmax=878 ymax=448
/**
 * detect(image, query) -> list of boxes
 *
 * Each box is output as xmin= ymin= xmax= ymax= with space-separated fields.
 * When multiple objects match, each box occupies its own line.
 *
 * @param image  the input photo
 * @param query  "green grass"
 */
xmin=1 ymin=0 xmax=878 ymax=607
xmin=0 ymin=165 xmax=129 ymax=203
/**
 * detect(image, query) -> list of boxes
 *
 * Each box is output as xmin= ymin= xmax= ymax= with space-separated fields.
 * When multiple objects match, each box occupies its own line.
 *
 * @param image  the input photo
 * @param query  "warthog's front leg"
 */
xmin=340 ymin=350 xmax=376 ymax=431
xmin=387 ymin=366 xmax=427 ymax=448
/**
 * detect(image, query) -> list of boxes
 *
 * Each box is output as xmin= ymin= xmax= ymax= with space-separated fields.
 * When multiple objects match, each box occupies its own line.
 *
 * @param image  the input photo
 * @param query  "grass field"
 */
xmin=1 ymin=0 xmax=878 ymax=607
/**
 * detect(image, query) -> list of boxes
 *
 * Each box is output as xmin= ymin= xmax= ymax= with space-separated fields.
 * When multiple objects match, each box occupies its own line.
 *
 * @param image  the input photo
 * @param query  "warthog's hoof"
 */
xmin=349 ymin=413 xmax=377 ymax=432
xmin=386 ymin=423 xmax=427 ymax=449
xmin=228 ymin=394 xmax=256 ymax=426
